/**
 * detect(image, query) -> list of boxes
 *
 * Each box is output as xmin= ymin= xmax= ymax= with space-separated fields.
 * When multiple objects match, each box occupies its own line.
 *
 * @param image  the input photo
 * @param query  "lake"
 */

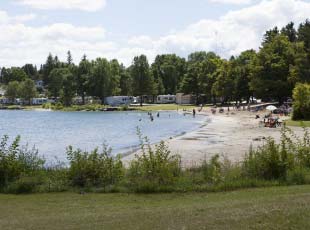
xmin=0 ymin=110 xmax=205 ymax=162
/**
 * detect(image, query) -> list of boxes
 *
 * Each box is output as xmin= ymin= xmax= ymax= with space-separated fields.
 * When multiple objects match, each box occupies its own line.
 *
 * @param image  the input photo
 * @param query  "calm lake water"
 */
xmin=0 ymin=110 xmax=205 ymax=162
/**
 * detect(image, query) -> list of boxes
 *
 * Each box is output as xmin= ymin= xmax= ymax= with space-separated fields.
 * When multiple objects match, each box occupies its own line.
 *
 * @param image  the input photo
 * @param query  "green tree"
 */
xmin=61 ymin=73 xmax=76 ymax=106
xmin=22 ymin=64 xmax=38 ymax=80
xmin=110 ymin=59 xmax=121 ymax=95
xmin=212 ymin=60 xmax=235 ymax=104
xmin=233 ymin=50 xmax=257 ymax=103
xmin=131 ymin=55 xmax=154 ymax=106
xmin=76 ymin=55 xmax=92 ymax=104
xmin=48 ymin=68 xmax=69 ymax=98
xmin=42 ymin=53 xmax=56 ymax=84
xmin=151 ymin=54 xmax=186 ymax=94
xmin=19 ymin=79 xmax=37 ymax=105
xmin=5 ymin=81 xmax=20 ymax=103
xmin=250 ymin=35 xmax=295 ymax=103
xmin=281 ymin=22 xmax=297 ymax=42
xmin=120 ymin=65 xmax=132 ymax=96
xmin=67 ymin=50 xmax=73 ymax=65
xmin=89 ymin=58 xmax=112 ymax=103
xmin=292 ymin=83 xmax=310 ymax=120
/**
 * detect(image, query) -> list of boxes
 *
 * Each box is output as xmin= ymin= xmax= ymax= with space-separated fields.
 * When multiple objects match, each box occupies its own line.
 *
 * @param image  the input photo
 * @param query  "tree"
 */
xmin=42 ymin=53 xmax=56 ymax=84
xmin=110 ymin=59 xmax=121 ymax=95
xmin=292 ymin=83 xmax=310 ymax=120
xmin=48 ymin=68 xmax=69 ymax=98
xmin=120 ymin=65 xmax=132 ymax=96
xmin=1 ymin=67 xmax=28 ymax=84
xmin=22 ymin=64 xmax=38 ymax=80
xmin=281 ymin=22 xmax=297 ymax=42
xmin=5 ymin=81 xmax=20 ymax=103
xmin=61 ymin=73 xmax=76 ymax=106
xmin=151 ymin=54 xmax=186 ymax=94
xmin=67 ymin=51 xmax=73 ymax=65
xmin=298 ymin=19 xmax=310 ymax=52
xmin=250 ymin=35 xmax=295 ymax=103
xmin=233 ymin=50 xmax=257 ymax=103
xmin=131 ymin=55 xmax=154 ymax=106
xmin=76 ymin=56 xmax=92 ymax=104
xmin=20 ymin=79 xmax=37 ymax=105
xmin=263 ymin=27 xmax=279 ymax=44
xmin=89 ymin=58 xmax=112 ymax=103
xmin=212 ymin=61 xmax=235 ymax=104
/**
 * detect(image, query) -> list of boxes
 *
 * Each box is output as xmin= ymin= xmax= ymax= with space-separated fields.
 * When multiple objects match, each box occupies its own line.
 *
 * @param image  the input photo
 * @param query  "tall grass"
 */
xmin=0 ymin=125 xmax=309 ymax=194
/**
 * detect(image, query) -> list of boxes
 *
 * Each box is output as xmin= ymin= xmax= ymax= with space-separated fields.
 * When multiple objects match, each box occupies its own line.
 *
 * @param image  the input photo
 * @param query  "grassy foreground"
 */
xmin=285 ymin=119 xmax=310 ymax=127
xmin=1 ymin=185 xmax=310 ymax=230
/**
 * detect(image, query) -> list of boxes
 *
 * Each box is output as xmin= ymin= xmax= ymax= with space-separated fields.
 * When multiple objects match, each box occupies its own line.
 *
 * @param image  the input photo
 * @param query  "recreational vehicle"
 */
xmin=156 ymin=95 xmax=176 ymax=104
xmin=105 ymin=96 xmax=134 ymax=106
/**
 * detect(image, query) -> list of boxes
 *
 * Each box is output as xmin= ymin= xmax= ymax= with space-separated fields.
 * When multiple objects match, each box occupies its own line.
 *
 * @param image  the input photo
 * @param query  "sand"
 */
xmin=122 ymin=109 xmax=306 ymax=167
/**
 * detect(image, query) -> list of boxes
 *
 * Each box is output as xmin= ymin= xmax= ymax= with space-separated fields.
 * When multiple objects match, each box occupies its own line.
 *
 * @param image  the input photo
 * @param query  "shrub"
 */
xmin=292 ymin=83 xmax=310 ymax=120
xmin=127 ymin=132 xmax=181 ymax=193
xmin=242 ymin=138 xmax=294 ymax=181
xmin=0 ymin=135 xmax=45 ymax=190
xmin=5 ymin=176 xmax=43 ymax=194
xmin=67 ymin=145 xmax=124 ymax=188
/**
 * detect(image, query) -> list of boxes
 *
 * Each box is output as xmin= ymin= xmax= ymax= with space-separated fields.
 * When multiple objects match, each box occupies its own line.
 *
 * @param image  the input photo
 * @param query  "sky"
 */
xmin=0 ymin=0 xmax=310 ymax=67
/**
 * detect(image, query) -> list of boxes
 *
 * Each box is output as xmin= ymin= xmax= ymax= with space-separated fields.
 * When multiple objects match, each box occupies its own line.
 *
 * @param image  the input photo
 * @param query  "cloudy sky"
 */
xmin=0 ymin=0 xmax=310 ymax=67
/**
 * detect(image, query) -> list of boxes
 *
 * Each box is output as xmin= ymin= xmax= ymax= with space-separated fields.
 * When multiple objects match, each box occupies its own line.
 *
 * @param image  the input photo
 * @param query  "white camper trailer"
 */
xmin=105 ymin=96 xmax=134 ymax=106
xmin=156 ymin=95 xmax=176 ymax=104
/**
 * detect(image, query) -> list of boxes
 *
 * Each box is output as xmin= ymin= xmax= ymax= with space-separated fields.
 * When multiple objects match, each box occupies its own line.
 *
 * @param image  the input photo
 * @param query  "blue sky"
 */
xmin=0 ymin=0 xmax=310 ymax=66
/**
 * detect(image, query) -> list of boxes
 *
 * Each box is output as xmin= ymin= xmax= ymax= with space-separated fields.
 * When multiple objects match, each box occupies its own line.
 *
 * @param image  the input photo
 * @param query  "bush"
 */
xmin=286 ymin=168 xmax=309 ymax=185
xmin=292 ymin=83 xmax=310 ymax=120
xmin=5 ymin=176 xmax=43 ymax=194
xmin=67 ymin=145 xmax=124 ymax=188
xmin=127 ymin=132 xmax=181 ymax=193
xmin=0 ymin=135 xmax=45 ymax=190
xmin=242 ymin=138 xmax=294 ymax=180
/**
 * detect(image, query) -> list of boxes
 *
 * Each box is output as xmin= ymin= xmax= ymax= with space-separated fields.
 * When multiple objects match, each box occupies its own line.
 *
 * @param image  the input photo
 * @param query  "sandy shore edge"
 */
xmin=122 ymin=110 xmax=305 ymax=167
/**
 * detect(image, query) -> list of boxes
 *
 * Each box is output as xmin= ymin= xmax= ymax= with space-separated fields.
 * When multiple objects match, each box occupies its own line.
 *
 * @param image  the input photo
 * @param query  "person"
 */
xmin=157 ymin=112 xmax=160 ymax=118
xmin=193 ymin=109 xmax=196 ymax=117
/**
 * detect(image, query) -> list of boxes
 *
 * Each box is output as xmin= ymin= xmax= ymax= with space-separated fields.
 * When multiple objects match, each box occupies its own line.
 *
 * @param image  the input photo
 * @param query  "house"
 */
xmin=35 ymin=80 xmax=44 ymax=89
xmin=105 ymin=96 xmax=134 ymax=106
xmin=156 ymin=95 xmax=176 ymax=104
xmin=176 ymin=93 xmax=195 ymax=105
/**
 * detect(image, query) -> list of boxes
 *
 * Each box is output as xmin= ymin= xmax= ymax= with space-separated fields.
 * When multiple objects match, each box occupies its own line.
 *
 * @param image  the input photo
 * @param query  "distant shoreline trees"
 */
xmin=1 ymin=20 xmax=310 ymax=106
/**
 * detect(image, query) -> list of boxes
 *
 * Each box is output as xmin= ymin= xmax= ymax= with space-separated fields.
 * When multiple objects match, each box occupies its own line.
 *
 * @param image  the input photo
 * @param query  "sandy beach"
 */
xmin=122 ymin=109 xmax=306 ymax=167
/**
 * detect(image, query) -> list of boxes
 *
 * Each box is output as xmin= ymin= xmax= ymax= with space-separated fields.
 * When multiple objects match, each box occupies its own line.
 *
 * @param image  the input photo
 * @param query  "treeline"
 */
xmin=1 ymin=20 xmax=310 ymax=106
xmin=0 ymin=127 xmax=309 ymax=194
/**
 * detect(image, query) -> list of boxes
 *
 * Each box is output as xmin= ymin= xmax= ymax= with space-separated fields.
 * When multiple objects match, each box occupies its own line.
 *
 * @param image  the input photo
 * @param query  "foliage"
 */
xmin=242 ymin=126 xmax=310 ymax=181
xmin=131 ymin=55 xmax=155 ymax=106
xmin=5 ymin=81 xmax=20 ymax=102
xmin=0 ymin=135 xmax=45 ymax=191
xmin=127 ymin=131 xmax=181 ymax=192
xmin=292 ymin=83 xmax=310 ymax=120
xmin=66 ymin=145 xmax=124 ymax=188
xmin=0 ymin=126 xmax=310 ymax=194
xmin=19 ymin=79 xmax=37 ymax=105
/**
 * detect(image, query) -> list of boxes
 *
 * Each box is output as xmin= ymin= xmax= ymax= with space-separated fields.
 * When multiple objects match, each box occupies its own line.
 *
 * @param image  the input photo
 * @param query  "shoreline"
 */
xmin=122 ymin=109 xmax=306 ymax=167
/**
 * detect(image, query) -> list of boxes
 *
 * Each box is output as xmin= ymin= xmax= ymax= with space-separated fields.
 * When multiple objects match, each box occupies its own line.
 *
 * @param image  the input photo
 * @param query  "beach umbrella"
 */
xmin=266 ymin=105 xmax=277 ymax=111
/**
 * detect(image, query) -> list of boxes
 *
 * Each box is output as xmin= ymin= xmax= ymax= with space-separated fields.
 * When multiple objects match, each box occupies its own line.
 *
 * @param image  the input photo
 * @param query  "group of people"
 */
xmin=146 ymin=112 xmax=160 ymax=122
xmin=262 ymin=114 xmax=282 ymax=128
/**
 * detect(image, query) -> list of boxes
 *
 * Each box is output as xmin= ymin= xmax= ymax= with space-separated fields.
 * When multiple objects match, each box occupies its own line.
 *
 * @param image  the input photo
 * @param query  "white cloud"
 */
xmin=1 ymin=0 xmax=310 ymax=67
xmin=123 ymin=0 xmax=310 ymax=63
xmin=208 ymin=0 xmax=253 ymax=5
xmin=15 ymin=0 xmax=106 ymax=12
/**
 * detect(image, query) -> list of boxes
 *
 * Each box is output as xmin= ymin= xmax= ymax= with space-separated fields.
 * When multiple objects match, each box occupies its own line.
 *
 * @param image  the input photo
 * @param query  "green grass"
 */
xmin=285 ymin=119 xmax=310 ymax=127
xmin=1 ymin=185 xmax=310 ymax=229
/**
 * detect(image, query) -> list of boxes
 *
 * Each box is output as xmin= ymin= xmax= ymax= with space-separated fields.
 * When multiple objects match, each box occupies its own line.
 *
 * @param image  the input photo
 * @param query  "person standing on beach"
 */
xmin=193 ymin=109 xmax=196 ymax=117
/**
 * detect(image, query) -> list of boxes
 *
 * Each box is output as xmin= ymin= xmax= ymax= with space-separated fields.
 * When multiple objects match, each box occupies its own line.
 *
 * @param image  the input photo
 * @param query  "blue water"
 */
xmin=0 ymin=110 xmax=205 ymax=161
